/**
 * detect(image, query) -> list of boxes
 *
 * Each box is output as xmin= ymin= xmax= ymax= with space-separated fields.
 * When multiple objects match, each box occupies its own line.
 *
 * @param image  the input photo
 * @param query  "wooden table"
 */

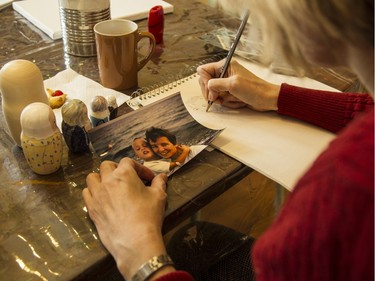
xmin=0 ymin=0 xmax=358 ymax=280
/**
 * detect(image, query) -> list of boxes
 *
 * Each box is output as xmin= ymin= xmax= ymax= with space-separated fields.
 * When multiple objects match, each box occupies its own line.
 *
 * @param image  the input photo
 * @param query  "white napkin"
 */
xmin=44 ymin=68 xmax=130 ymax=130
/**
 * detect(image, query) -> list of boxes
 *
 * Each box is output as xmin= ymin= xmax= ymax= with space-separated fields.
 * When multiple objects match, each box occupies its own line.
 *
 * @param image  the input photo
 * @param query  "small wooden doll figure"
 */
xmin=61 ymin=99 xmax=92 ymax=153
xmin=106 ymin=95 xmax=118 ymax=120
xmin=20 ymin=102 xmax=63 ymax=175
xmin=89 ymin=96 xmax=109 ymax=127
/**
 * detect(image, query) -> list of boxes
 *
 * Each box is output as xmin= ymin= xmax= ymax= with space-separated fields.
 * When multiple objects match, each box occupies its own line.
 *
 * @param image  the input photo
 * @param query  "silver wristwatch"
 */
xmin=132 ymin=254 xmax=174 ymax=281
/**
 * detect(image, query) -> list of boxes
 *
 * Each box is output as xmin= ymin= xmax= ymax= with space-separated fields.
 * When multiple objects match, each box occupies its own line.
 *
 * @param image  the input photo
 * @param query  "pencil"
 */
xmin=206 ymin=9 xmax=250 ymax=112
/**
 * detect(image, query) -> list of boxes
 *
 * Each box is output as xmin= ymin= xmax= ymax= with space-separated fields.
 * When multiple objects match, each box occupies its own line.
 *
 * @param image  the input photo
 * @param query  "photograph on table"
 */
xmin=88 ymin=92 xmax=223 ymax=175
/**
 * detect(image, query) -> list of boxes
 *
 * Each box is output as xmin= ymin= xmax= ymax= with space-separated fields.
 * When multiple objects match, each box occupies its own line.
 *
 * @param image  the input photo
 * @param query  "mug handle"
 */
xmin=137 ymin=31 xmax=156 ymax=71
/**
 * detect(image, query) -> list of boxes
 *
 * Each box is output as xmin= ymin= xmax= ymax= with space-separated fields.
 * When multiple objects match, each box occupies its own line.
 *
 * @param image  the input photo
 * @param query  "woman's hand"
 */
xmin=197 ymin=59 xmax=280 ymax=111
xmin=82 ymin=158 xmax=173 ymax=280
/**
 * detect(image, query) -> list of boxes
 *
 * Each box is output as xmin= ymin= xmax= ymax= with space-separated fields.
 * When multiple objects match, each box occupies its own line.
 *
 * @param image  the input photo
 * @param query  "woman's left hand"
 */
xmin=82 ymin=158 xmax=170 ymax=280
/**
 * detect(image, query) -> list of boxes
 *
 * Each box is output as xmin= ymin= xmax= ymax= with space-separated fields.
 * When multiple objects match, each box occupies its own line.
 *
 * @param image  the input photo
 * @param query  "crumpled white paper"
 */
xmin=44 ymin=68 xmax=130 ymax=131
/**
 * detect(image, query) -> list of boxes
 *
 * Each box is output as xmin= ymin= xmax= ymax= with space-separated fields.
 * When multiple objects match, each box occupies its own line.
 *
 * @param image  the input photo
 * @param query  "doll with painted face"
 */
xmin=90 ymin=95 xmax=109 ymax=127
xmin=106 ymin=95 xmax=118 ymax=120
xmin=20 ymin=102 xmax=63 ymax=175
xmin=61 ymin=99 xmax=92 ymax=153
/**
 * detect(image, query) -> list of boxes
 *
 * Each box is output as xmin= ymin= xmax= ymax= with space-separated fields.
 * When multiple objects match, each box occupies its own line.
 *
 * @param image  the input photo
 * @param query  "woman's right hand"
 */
xmin=197 ymin=59 xmax=280 ymax=111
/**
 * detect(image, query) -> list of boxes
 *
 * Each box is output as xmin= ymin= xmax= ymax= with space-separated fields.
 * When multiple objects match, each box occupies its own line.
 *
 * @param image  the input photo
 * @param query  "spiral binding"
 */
xmin=127 ymin=53 xmax=227 ymax=108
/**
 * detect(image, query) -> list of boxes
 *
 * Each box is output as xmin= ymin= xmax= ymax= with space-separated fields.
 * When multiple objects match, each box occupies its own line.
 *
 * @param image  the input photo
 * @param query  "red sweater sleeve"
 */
xmin=252 ymin=109 xmax=374 ymax=281
xmin=277 ymin=83 xmax=374 ymax=133
xmin=154 ymin=270 xmax=194 ymax=281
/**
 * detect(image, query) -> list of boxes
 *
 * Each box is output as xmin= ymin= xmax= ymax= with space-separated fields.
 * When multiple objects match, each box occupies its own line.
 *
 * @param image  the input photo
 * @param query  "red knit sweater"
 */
xmin=156 ymin=84 xmax=374 ymax=281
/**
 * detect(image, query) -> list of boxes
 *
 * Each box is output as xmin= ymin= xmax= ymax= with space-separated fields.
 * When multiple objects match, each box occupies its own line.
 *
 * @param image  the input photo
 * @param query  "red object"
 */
xmin=52 ymin=90 xmax=64 ymax=96
xmin=148 ymin=5 xmax=164 ymax=44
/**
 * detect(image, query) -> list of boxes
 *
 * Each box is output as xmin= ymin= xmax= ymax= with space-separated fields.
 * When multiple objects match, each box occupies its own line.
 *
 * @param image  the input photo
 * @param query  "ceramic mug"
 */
xmin=94 ymin=19 xmax=156 ymax=91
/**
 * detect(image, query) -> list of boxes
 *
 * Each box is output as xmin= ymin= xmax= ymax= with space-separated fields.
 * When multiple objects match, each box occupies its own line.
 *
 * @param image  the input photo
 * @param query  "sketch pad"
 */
xmin=126 ymin=56 xmax=338 ymax=191
xmin=12 ymin=0 xmax=174 ymax=40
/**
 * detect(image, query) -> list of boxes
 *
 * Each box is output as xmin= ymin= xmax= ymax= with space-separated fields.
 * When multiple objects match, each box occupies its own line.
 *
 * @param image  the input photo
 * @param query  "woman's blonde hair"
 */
xmin=217 ymin=0 xmax=373 ymax=68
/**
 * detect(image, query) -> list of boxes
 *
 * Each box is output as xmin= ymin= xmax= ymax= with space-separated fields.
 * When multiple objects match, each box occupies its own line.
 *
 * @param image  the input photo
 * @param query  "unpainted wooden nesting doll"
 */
xmin=106 ymin=95 xmax=118 ymax=120
xmin=61 ymin=99 xmax=92 ymax=153
xmin=89 ymin=95 xmax=109 ymax=127
xmin=0 ymin=60 xmax=49 ymax=146
xmin=20 ymin=102 xmax=63 ymax=175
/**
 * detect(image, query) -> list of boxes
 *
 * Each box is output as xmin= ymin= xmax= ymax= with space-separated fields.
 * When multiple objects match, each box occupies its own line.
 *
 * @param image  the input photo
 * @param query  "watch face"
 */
xmin=150 ymin=259 xmax=161 ymax=269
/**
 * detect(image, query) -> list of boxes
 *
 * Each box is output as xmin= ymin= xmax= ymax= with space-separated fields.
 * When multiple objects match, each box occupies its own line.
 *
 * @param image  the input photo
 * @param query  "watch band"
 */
xmin=132 ymin=254 xmax=174 ymax=281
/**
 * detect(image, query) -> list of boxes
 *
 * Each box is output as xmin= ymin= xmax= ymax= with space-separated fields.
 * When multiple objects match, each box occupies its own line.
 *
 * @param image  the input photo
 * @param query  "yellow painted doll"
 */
xmin=20 ymin=102 xmax=63 ymax=175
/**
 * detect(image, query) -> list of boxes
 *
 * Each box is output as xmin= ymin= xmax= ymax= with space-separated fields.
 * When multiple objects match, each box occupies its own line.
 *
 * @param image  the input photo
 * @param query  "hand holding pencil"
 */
xmin=198 ymin=9 xmax=280 ymax=113
xmin=197 ymin=59 xmax=280 ymax=111
xmin=205 ymin=9 xmax=249 ymax=112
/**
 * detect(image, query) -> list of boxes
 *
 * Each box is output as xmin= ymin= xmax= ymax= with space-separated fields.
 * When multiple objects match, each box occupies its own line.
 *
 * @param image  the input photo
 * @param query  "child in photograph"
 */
xmin=145 ymin=127 xmax=206 ymax=169
xmin=132 ymin=137 xmax=189 ymax=174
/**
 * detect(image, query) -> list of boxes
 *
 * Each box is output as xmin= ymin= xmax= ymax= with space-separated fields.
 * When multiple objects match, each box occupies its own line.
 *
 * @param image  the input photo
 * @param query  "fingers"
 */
xmin=198 ymin=69 xmax=210 ymax=101
xmin=85 ymin=161 xmax=116 ymax=196
xmin=198 ymin=60 xmax=239 ymax=102
xmin=99 ymin=160 xmax=118 ymax=178
xmin=82 ymin=187 xmax=90 ymax=201
xmin=86 ymin=172 xmax=101 ymax=193
xmin=86 ymin=158 xmax=156 ymax=193
xmin=207 ymin=76 xmax=232 ymax=94
xmin=82 ymin=187 xmax=93 ymax=208
xmin=84 ymin=158 xmax=163 ymax=209
xmin=197 ymin=61 xmax=224 ymax=101
xmin=151 ymin=173 xmax=168 ymax=192
xmin=198 ymin=76 xmax=221 ymax=102
xmin=197 ymin=60 xmax=222 ymax=78
xmin=117 ymin=158 xmax=156 ymax=183
xmin=221 ymin=100 xmax=248 ymax=109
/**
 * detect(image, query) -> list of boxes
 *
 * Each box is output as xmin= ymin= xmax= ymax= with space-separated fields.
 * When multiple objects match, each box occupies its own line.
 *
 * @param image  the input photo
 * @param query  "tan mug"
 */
xmin=94 ymin=19 xmax=156 ymax=90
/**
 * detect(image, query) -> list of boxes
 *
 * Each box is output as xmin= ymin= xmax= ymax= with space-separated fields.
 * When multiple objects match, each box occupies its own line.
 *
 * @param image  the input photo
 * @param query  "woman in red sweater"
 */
xmin=82 ymin=0 xmax=374 ymax=280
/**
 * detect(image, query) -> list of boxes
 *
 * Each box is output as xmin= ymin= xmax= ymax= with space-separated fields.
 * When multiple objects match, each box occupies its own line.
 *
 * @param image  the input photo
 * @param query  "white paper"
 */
xmin=12 ymin=0 xmax=174 ymax=39
xmin=44 ymin=69 xmax=130 ymax=131
xmin=0 ymin=0 xmax=13 ymax=10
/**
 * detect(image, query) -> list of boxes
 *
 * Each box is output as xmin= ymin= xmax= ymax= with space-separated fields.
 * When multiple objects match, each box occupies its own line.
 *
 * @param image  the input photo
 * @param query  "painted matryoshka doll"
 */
xmin=106 ymin=95 xmax=118 ymax=120
xmin=20 ymin=102 xmax=63 ymax=175
xmin=89 ymin=95 xmax=109 ymax=127
xmin=61 ymin=99 xmax=92 ymax=153
xmin=0 ymin=60 xmax=49 ymax=147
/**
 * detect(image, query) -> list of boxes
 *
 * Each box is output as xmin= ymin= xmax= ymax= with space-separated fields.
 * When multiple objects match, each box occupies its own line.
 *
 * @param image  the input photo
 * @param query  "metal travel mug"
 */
xmin=59 ymin=0 xmax=110 ymax=57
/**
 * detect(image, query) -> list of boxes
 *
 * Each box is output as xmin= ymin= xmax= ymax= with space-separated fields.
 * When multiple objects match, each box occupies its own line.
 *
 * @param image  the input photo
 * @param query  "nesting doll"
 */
xmin=106 ymin=95 xmax=118 ymax=120
xmin=89 ymin=96 xmax=109 ymax=127
xmin=61 ymin=99 xmax=92 ymax=153
xmin=20 ymin=102 xmax=63 ymax=175
xmin=0 ymin=60 xmax=49 ymax=147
